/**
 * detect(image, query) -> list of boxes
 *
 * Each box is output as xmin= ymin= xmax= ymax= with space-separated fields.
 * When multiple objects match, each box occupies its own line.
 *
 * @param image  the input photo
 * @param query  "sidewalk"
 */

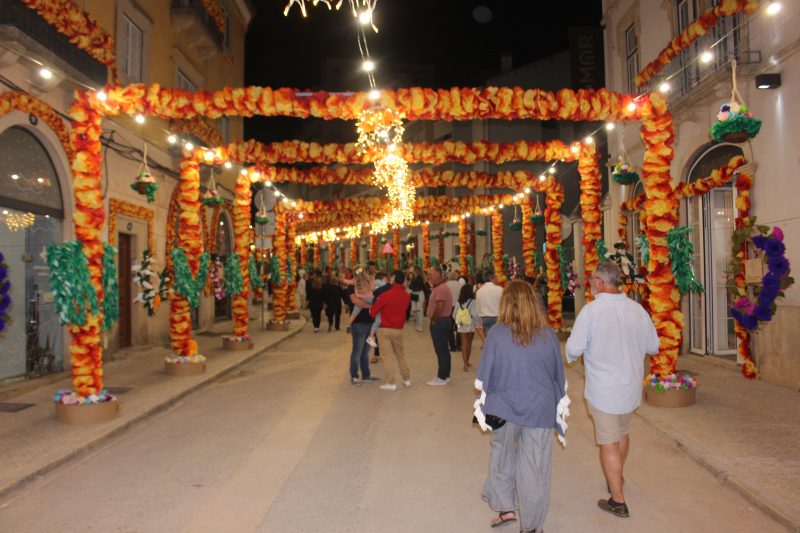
xmin=0 ymin=314 xmax=307 ymax=501
xmin=571 ymin=352 xmax=800 ymax=531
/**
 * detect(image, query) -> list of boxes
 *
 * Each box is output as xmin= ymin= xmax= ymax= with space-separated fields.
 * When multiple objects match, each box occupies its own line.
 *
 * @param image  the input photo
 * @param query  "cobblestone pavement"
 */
xmin=0 ymin=320 xmax=789 ymax=532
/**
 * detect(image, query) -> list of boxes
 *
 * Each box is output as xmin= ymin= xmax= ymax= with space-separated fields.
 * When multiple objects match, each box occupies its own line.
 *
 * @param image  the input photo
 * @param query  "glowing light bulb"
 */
xmin=358 ymin=10 xmax=372 ymax=24
xmin=627 ymin=102 xmax=637 ymax=112
xmin=585 ymin=136 xmax=594 ymax=144
xmin=548 ymin=167 xmax=556 ymax=174
xmin=524 ymin=187 xmax=531 ymax=194
xmin=134 ymin=114 xmax=145 ymax=124
xmin=223 ymin=161 xmax=232 ymax=169
xmin=368 ymin=89 xmax=381 ymax=100
xmin=605 ymin=123 xmax=615 ymax=131
xmin=766 ymin=2 xmax=781 ymax=15
xmin=96 ymin=90 xmax=107 ymax=102
xmin=362 ymin=60 xmax=375 ymax=72
xmin=167 ymin=134 xmax=178 ymax=144
xmin=240 ymin=169 xmax=248 ymax=176
xmin=204 ymin=150 xmax=215 ymax=162
xmin=659 ymin=82 xmax=671 ymax=93
xmin=11 ymin=174 xmax=19 ymax=180
xmin=700 ymin=50 xmax=713 ymax=63
xmin=570 ymin=145 xmax=580 ymax=154
xmin=538 ymin=174 xmax=546 ymax=182
xmin=39 ymin=68 xmax=53 ymax=80
xmin=274 ymin=190 xmax=281 ymax=197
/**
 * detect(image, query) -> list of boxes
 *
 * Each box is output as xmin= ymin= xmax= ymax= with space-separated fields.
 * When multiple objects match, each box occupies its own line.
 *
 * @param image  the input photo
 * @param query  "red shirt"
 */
xmin=369 ymin=283 xmax=410 ymax=329
xmin=427 ymin=281 xmax=453 ymax=318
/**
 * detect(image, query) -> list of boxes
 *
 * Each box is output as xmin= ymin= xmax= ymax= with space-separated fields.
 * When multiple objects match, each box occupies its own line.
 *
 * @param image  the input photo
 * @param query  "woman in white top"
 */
xmin=453 ymin=283 xmax=480 ymax=371
xmin=296 ymin=271 xmax=307 ymax=309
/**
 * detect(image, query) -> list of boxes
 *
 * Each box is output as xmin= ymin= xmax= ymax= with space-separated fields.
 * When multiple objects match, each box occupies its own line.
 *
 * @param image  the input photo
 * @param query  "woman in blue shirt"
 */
xmin=474 ymin=280 xmax=569 ymax=533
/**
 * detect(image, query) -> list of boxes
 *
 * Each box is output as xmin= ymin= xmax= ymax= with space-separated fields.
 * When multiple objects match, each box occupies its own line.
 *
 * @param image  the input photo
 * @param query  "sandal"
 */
xmin=490 ymin=511 xmax=517 ymax=528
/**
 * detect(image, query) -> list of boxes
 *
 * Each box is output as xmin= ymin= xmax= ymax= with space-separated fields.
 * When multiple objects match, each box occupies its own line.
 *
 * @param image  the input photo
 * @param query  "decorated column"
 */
xmin=422 ymin=222 xmax=431 ymax=269
xmin=285 ymin=215 xmax=298 ymax=317
xmin=313 ymin=241 xmax=321 ymax=270
xmin=491 ymin=211 xmax=507 ymax=285
xmin=224 ymin=169 xmax=252 ymax=348
xmin=392 ymin=229 xmax=401 ymax=270
xmin=458 ymin=217 xmax=468 ymax=277
xmin=270 ymin=209 xmax=288 ymax=329
xmin=543 ymin=179 xmax=565 ymax=329
xmin=350 ymin=238 xmax=359 ymax=267
xmin=578 ymin=144 xmax=603 ymax=301
xmin=438 ymin=229 xmax=445 ymax=265
xmin=369 ymin=235 xmax=378 ymax=263
xmin=521 ymin=196 xmax=536 ymax=278
xmin=469 ymin=221 xmax=476 ymax=259
xmin=733 ymin=169 xmax=756 ymax=378
xmin=328 ymin=242 xmax=336 ymax=269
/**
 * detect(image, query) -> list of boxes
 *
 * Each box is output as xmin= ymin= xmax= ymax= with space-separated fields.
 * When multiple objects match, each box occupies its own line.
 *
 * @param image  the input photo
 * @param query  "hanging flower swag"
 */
xmin=728 ymin=218 xmax=794 ymax=331
xmin=0 ymin=251 xmax=11 ymax=334
xmin=132 ymin=249 xmax=160 ymax=316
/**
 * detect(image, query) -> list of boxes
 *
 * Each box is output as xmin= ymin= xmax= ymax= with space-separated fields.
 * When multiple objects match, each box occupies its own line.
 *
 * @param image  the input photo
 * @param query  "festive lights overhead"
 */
xmin=355 ymin=106 xmax=405 ymax=155
xmin=3 ymin=210 xmax=35 ymax=231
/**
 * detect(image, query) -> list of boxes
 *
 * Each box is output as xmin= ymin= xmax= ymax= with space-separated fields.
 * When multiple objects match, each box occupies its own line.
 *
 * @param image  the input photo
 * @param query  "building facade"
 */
xmin=0 ymin=0 xmax=252 ymax=384
xmin=599 ymin=0 xmax=799 ymax=387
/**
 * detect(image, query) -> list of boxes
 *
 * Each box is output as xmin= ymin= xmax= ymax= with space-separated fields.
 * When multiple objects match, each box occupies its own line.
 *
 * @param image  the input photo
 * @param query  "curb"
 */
xmin=568 ymin=360 xmax=800 ymax=532
xmin=0 ymin=318 xmax=307 ymax=501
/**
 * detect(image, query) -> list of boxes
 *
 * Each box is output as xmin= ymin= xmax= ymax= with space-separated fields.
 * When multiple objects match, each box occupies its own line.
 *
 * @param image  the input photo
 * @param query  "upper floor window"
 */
xmin=677 ymin=0 xmax=699 ymax=33
xmin=177 ymin=69 xmax=197 ymax=92
xmin=120 ymin=15 xmax=143 ymax=82
xmin=221 ymin=5 xmax=231 ymax=52
xmin=624 ymin=23 xmax=639 ymax=94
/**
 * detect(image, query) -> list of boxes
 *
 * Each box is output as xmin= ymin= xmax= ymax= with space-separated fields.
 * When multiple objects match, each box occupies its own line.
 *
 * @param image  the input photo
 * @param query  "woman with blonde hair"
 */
xmin=474 ymin=280 xmax=569 ymax=533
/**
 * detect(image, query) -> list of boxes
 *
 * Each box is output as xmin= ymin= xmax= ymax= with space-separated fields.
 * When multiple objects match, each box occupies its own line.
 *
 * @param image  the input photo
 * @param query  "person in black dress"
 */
xmin=307 ymin=274 xmax=325 ymax=332
xmin=323 ymin=274 xmax=344 ymax=332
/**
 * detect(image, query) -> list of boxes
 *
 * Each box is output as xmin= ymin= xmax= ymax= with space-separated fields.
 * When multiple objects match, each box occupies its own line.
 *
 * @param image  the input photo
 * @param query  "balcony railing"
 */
xmin=171 ymin=0 xmax=224 ymax=59
xmin=0 ymin=0 xmax=107 ymax=86
xmin=639 ymin=12 xmax=761 ymax=99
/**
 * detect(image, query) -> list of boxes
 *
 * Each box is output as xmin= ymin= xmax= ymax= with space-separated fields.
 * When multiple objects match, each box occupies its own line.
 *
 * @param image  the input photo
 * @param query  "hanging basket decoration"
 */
xmin=132 ymin=249 xmax=160 ymax=315
xmin=667 ymin=227 xmax=704 ymax=295
xmin=170 ymin=248 xmax=210 ymax=309
xmin=728 ymin=219 xmax=793 ymax=331
xmin=710 ymin=60 xmax=761 ymax=143
xmin=249 ymin=255 xmax=265 ymax=289
xmin=530 ymin=211 xmax=544 ymax=224
xmin=255 ymin=195 xmax=270 ymax=224
xmin=201 ymin=183 xmax=225 ymax=206
xmin=101 ymin=244 xmax=119 ymax=330
xmin=509 ymin=205 xmax=522 ymax=231
xmin=0 ymin=251 xmax=11 ymax=334
xmin=612 ymin=159 xmax=639 ymax=185
xmin=45 ymin=241 xmax=98 ymax=326
xmin=130 ymin=144 xmax=158 ymax=203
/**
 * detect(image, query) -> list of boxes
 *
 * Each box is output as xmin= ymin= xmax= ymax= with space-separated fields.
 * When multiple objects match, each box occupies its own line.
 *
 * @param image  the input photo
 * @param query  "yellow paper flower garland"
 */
xmin=578 ymin=144 xmax=602 ymax=300
xmin=521 ymin=197 xmax=535 ymax=278
xmin=491 ymin=212 xmax=507 ymax=285
xmin=421 ymin=223 xmax=431 ymax=269
xmin=232 ymin=170 xmax=251 ymax=337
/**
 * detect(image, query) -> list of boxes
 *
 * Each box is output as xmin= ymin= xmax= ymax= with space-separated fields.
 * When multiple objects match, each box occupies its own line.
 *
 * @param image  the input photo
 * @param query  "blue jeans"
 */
xmin=481 ymin=316 xmax=497 ymax=334
xmin=430 ymin=316 xmax=453 ymax=380
xmin=349 ymin=322 xmax=373 ymax=379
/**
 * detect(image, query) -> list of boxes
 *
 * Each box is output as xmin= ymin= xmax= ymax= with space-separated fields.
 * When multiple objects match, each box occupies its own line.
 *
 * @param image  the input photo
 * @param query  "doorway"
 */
xmin=118 ymin=233 xmax=133 ymax=348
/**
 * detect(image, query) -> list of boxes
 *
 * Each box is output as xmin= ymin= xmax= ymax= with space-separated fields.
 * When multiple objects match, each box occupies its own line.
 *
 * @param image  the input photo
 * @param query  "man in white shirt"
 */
xmin=565 ymin=261 xmax=659 ymax=520
xmin=475 ymin=269 xmax=503 ymax=335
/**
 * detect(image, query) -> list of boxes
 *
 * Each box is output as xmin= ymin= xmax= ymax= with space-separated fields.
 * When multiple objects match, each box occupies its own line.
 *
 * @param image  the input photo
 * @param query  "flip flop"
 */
xmin=490 ymin=511 xmax=517 ymax=528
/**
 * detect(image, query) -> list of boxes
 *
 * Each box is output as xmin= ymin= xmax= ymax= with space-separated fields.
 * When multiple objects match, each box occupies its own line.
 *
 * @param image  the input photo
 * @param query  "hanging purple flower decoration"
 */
xmin=731 ymin=226 xmax=794 ymax=331
xmin=0 ymin=251 xmax=10 ymax=334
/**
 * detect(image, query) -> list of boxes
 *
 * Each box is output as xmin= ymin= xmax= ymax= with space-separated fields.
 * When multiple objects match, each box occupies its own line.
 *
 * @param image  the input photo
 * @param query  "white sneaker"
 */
xmin=379 ymin=383 xmax=397 ymax=391
xmin=351 ymin=377 xmax=361 ymax=386
xmin=366 ymin=336 xmax=378 ymax=348
xmin=403 ymin=379 xmax=412 ymax=388
xmin=426 ymin=378 xmax=449 ymax=386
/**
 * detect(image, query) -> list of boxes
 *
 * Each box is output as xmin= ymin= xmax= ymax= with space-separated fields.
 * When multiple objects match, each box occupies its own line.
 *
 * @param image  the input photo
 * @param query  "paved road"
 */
xmin=0 ymin=322 xmax=784 ymax=532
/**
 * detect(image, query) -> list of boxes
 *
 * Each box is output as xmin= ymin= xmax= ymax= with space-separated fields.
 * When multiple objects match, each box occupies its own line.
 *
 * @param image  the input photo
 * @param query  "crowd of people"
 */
xmin=294 ymin=260 xmax=659 ymax=532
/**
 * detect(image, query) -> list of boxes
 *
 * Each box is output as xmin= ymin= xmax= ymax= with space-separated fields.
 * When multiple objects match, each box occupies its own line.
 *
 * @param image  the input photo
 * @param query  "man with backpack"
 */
xmin=426 ymin=266 xmax=454 ymax=385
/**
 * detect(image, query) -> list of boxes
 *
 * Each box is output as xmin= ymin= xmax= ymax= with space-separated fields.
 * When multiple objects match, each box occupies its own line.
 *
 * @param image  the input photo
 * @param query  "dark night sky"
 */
xmin=244 ymin=0 xmax=603 ymax=142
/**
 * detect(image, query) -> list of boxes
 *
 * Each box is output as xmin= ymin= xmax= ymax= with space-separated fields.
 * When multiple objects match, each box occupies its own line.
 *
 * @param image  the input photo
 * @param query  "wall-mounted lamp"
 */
xmin=755 ymin=73 xmax=781 ymax=89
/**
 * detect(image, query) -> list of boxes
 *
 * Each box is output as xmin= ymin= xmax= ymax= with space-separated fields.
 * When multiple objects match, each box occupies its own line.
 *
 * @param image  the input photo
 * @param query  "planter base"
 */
xmin=644 ymin=386 xmax=697 ymax=408
xmin=55 ymin=400 xmax=121 ymax=425
xmin=267 ymin=320 xmax=290 ymax=331
xmin=222 ymin=338 xmax=253 ymax=350
xmin=165 ymin=361 xmax=206 ymax=376
xmin=286 ymin=311 xmax=300 ymax=320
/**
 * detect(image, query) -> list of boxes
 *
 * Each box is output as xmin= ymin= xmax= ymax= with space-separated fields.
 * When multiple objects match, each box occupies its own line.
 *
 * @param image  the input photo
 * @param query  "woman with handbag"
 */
xmin=474 ymin=280 xmax=569 ymax=533
xmin=453 ymin=284 xmax=480 ymax=371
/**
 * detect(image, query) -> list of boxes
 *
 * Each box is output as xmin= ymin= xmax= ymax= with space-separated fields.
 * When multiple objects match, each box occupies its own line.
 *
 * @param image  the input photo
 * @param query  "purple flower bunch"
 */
xmin=731 ymin=226 xmax=793 ymax=331
xmin=0 ymin=251 xmax=10 ymax=334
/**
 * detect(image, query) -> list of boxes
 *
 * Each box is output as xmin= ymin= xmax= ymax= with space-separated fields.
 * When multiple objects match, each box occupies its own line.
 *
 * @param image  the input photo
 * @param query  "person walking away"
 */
xmin=475 ymin=280 xmax=569 ymax=533
xmin=475 ymin=269 xmax=503 ymax=336
xmin=409 ymin=268 xmax=426 ymax=332
xmin=323 ymin=275 xmax=344 ymax=332
xmin=344 ymin=271 xmax=379 ymax=386
xmin=369 ymin=271 xmax=412 ymax=391
xmin=306 ymin=274 xmax=325 ymax=332
xmin=296 ymin=270 xmax=307 ymax=310
xmin=453 ymin=284 xmax=480 ymax=371
xmin=565 ymin=261 xmax=659 ymax=519
xmin=446 ymin=270 xmax=464 ymax=351
xmin=426 ymin=266 xmax=453 ymax=385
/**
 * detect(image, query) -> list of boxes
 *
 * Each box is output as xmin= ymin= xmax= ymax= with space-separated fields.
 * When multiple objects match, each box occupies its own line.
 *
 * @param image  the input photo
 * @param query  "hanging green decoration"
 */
xmin=224 ymin=253 xmax=244 ymax=295
xmin=430 ymin=256 xmax=440 ymax=267
xmin=530 ymin=214 xmax=545 ymax=224
xmin=415 ymin=256 xmax=423 ymax=268
xmin=534 ymin=251 xmax=544 ymax=275
xmin=636 ymin=233 xmax=650 ymax=270
xmin=668 ymin=227 xmax=704 ymax=294
xmin=508 ymin=221 xmax=522 ymax=231
xmin=467 ymin=255 xmax=476 ymax=276
xmin=596 ymin=238 xmax=609 ymax=261
xmin=158 ymin=265 xmax=173 ymax=302
xmin=170 ymin=248 xmax=210 ymax=308
xmin=476 ymin=230 xmax=487 ymax=236
xmin=269 ymin=255 xmax=282 ymax=285
xmin=45 ymin=241 xmax=98 ymax=326
xmin=557 ymin=245 xmax=569 ymax=290
xmin=101 ymin=244 xmax=119 ymax=330
xmin=502 ymin=254 xmax=509 ymax=274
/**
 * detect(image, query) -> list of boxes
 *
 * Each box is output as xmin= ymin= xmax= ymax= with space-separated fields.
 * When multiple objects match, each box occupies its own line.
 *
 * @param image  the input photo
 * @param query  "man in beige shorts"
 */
xmin=565 ymin=262 xmax=659 ymax=519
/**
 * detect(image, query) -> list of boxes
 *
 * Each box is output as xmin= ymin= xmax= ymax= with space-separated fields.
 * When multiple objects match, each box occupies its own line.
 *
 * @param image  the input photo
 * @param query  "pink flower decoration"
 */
xmin=772 ymin=227 xmax=784 ymax=242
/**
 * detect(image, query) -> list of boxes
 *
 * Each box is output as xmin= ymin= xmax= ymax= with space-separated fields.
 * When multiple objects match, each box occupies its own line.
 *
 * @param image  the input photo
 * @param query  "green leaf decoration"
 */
xmin=130 ymin=181 xmax=158 ymax=203
xmin=530 ymin=214 xmax=545 ymax=224
xmin=596 ymin=238 xmax=609 ymax=260
xmin=45 ymin=241 xmax=98 ymax=326
xmin=255 ymin=215 xmax=270 ymax=224
xmin=476 ymin=230 xmax=487 ymax=236
xmin=248 ymin=255 xmax=265 ymax=289
xmin=430 ymin=256 xmax=440 ymax=267
xmin=636 ymin=233 xmax=650 ymax=271
xmin=170 ymin=248 xmax=210 ymax=308
xmin=224 ymin=254 xmax=244 ymax=296
xmin=667 ymin=226 xmax=704 ymax=294
xmin=415 ymin=256 xmax=423 ymax=268
xmin=612 ymin=171 xmax=640 ymax=185
xmin=269 ymin=255 xmax=282 ymax=285
xmin=508 ymin=221 xmax=522 ymax=231
xmin=467 ymin=255 xmax=476 ymax=275
xmin=534 ymin=251 xmax=544 ymax=274
xmin=101 ymin=244 xmax=119 ymax=330
xmin=202 ymin=195 xmax=225 ymax=206
xmin=557 ymin=244 xmax=569 ymax=290
xmin=710 ymin=115 xmax=762 ymax=143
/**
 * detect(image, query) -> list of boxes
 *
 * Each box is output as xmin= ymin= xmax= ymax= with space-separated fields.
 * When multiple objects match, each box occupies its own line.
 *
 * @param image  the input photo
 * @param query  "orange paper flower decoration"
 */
xmin=0 ymin=92 xmax=73 ymax=160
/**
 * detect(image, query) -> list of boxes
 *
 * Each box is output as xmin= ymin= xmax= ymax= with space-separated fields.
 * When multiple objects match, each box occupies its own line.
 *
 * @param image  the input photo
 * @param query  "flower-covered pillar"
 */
xmin=733 ymin=169 xmax=756 ymax=378
xmin=231 ymin=170 xmax=251 ymax=340
xmin=458 ymin=217 xmax=468 ymax=276
xmin=521 ymin=196 xmax=536 ymax=278
xmin=350 ymin=238 xmax=359 ymax=267
xmin=438 ymin=229 xmax=445 ymax=265
xmin=271 ymin=208 xmax=288 ymax=326
xmin=491 ymin=211 xmax=507 ymax=285
xmin=67 ymin=94 xmax=106 ymax=395
xmin=369 ymin=235 xmax=377 ymax=263
xmin=313 ymin=241 xmax=321 ymax=270
xmin=421 ymin=222 xmax=431 ymax=269
xmin=328 ymin=242 xmax=336 ymax=268
xmin=543 ymin=179 xmax=564 ymax=328
xmin=285 ymin=214 xmax=297 ymax=316
xmin=640 ymin=93 xmax=681 ymax=379
xmin=578 ymin=143 xmax=603 ymax=301
xmin=392 ymin=229 xmax=401 ymax=270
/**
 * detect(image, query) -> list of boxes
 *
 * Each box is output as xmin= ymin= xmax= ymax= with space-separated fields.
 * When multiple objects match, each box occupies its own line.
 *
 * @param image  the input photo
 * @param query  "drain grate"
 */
xmin=104 ymin=386 xmax=132 ymax=395
xmin=0 ymin=402 xmax=35 ymax=413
